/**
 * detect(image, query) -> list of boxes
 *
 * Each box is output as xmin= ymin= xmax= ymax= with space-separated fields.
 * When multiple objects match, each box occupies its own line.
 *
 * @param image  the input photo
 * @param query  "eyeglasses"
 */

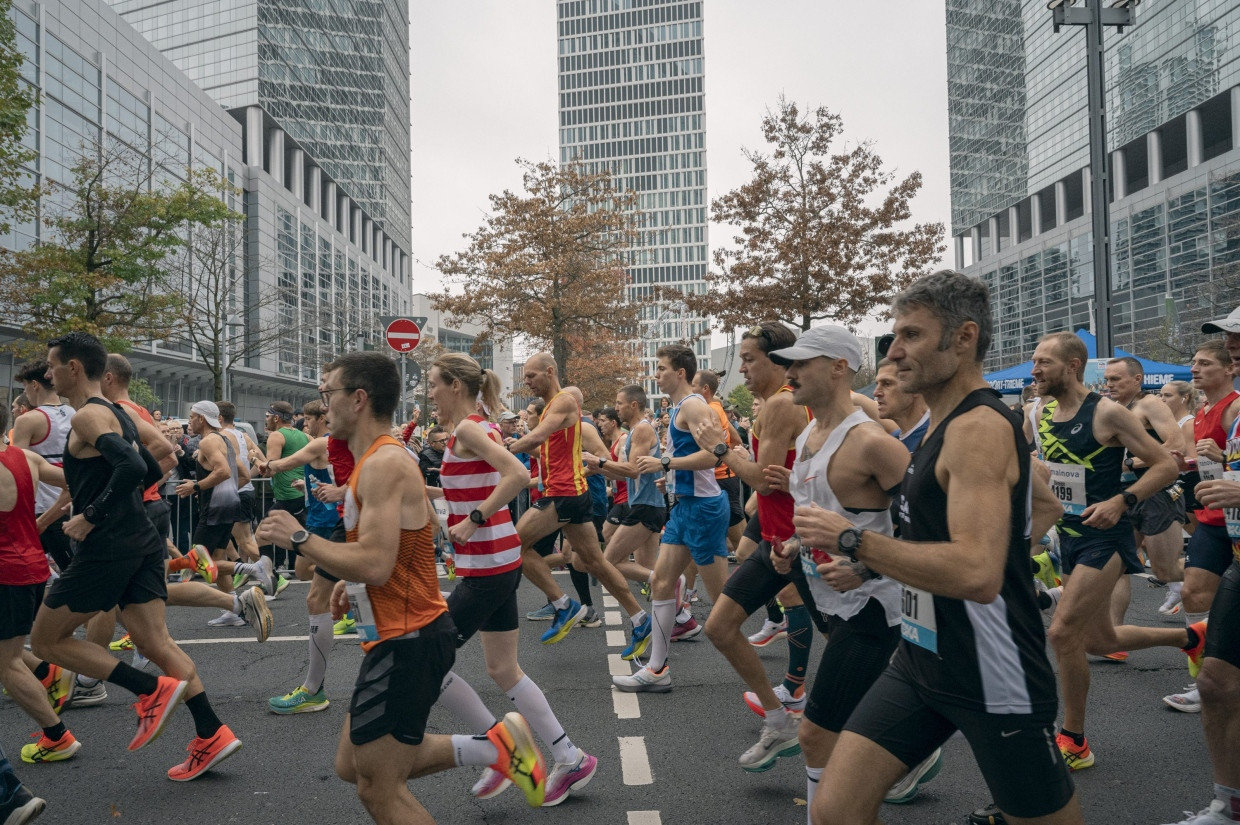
xmin=318 ymin=386 xmax=358 ymax=403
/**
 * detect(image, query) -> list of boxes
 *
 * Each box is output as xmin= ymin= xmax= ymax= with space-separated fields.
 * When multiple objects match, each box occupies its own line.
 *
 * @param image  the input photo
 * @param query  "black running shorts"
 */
xmin=144 ymin=498 xmax=171 ymax=543
xmin=742 ymin=510 xmax=762 ymax=545
xmin=804 ymin=597 xmax=900 ymax=733
xmin=1059 ymin=531 xmax=1142 ymax=576
xmin=531 ymin=491 xmax=592 ymax=525
xmin=620 ymin=503 xmax=667 ymax=533
xmin=313 ymin=522 xmax=348 ymax=583
xmin=446 ymin=568 xmax=522 ymax=645
xmin=721 ymin=541 xmax=826 ymax=634
xmin=1204 ymin=560 xmax=1240 ymax=670
xmin=348 ymin=615 xmax=456 ymax=746
xmin=1187 ymin=523 xmax=1235 ymax=576
xmin=237 ymin=489 xmax=256 ymax=524
xmin=606 ymin=502 xmax=630 ymax=526
xmin=44 ymin=550 xmax=167 ymax=614
xmin=1126 ymin=487 xmax=1186 ymax=536
xmin=0 ymin=582 xmax=46 ymax=639
xmin=194 ymin=521 xmax=235 ymax=554
xmin=719 ymin=475 xmax=745 ymax=527
xmin=39 ymin=516 xmax=72 ymax=572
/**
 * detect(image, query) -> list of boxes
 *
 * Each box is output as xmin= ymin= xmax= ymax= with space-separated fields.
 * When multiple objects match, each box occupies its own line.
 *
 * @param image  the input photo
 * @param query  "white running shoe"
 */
xmin=207 ymin=611 xmax=245 ymax=627
xmin=738 ymin=714 xmax=801 ymax=772
xmin=1162 ymin=800 xmax=1232 ymax=824
xmin=470 ymin=767 xmax=511 ymax=799
xmin=1163 ymin=685 xmax=1202 ymax=713
xmin=612 ymin=664 xmax=671 ymax=693
xmin=742 ymin=683 xmax=807 ymax=718
xmin=748 ymin=618 xmax=788 ymax=647
xmin=1159 ymin=589 xmax=1184 ymax=616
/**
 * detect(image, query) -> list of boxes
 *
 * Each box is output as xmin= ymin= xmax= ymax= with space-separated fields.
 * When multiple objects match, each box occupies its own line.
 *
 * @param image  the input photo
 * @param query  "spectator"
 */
xmin=419 ymin=425 xmax=447 ymax=489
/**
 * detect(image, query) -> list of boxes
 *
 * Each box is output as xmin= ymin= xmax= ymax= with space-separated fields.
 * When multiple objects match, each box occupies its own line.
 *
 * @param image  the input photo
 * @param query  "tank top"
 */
xmin=895 ymin=388 xmax=1057 ymax=715
xmin=117 ymin=399 xmax=163 ymax=503
xmin=1178 ymin=414 xmax=1193 ymax=428
xmin=440 ymin=415 xmax=523 ymax=576
xmin=344 ymin=435 xmax=446 ymax=651
xmin=669 ymin=394 xmax=720 ymax=499
xmin=195 ymin=431 xmax=242 ymax=526
xmin=0 ymin=445 xmax=49 ymax=585
xmin=222 ymin=426 xmax=254 ymax=494
xmin=539 ymin=391 xmax=587 ymax=497
xmin=28 ymin=403 xmax=72 ymax=513
xmin=1037 ymin=393 xmax=1128 ymax=538
xmin=62 ymin=398 xmax=164 ymax=561
xmin=304 ymin=460 xmax=338 ymax=529
xmin=751 ymin=386 xmax=811 ymax=544
xmin=327 ymin=435 xmax=354 ymax=518
xmin=1194 ymin=390 xmax=1239 ymax=526
xmin=623 ymin=419 xmax=663 ymax=507
xmin=608 ymin=437 xmax=629 ymax=505
xmin=709 ymin=399 xmax=737 ymax=480
xmin=272 ymin=426 xmax=310 ymax=500
xmin=790 ymin=411 xmax=900 ymax=623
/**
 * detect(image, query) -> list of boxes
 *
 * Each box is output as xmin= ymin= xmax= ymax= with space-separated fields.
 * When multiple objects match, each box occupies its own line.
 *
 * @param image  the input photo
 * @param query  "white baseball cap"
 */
xmin=768 ymin=325 xmax=863 ymax=371
xmin=1202 ymin=306 xmax=1240 ymax=334
xmin=190 ymin=400 xmax=221 ymax=429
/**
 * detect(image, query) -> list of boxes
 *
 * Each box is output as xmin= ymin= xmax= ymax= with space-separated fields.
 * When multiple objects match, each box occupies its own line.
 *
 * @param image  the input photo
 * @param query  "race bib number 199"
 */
xmin=1048 ymin=462 xmax=1087 ymax=516
xmin=900 ymin=585 xmax=937 ymax=654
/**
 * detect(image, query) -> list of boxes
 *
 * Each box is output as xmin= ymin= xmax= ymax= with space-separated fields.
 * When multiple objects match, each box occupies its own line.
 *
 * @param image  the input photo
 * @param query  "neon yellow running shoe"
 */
xmin=333 ymin=616 xmax=356 ymax=636
xmin=486 ymin=712 xmax=547 ymax=807
xmin=109 ymin=634 xmax=135 ymax=651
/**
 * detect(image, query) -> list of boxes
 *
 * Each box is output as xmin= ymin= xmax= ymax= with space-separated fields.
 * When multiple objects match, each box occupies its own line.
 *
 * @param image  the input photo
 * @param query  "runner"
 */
xmin=1159 ymin=379 xmax=1200 ymax=538
xmin=9 ymin=361 xmax=73 ymax=575
xmin=873 ymin=358 xmax=929 ymax=451
xmin=504 ymin=353 xmax=648 ymax=650
xmin=613 ymin=344 xmax=730 ymax=693
xmin=0 ymin=742 xmax=44 ymax=824
xmin=262 ymin=400 xmax=309 ymax=584
xmin=692 ymin=369 xmax=746 ymax=554
xmin=1032 ymin=331 xmax=1204 ymax=770
xmin=804 ymin=270 xmax=1081 ymax=825
xmin=29 ymin=331 xmax=242 ymax=782
xmin=216 ymin=402 xmax=262 ymax=567
xmin=256 ymin=351 xmax=546 ymax=818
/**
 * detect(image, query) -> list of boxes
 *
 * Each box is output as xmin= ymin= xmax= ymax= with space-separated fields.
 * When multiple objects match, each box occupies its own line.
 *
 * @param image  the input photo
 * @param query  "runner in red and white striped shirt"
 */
xmin=428 ymin=353 xmax=599 ymax=807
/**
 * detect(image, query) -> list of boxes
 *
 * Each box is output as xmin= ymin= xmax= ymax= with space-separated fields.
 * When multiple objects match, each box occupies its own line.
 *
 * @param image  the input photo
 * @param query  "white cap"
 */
xmin=1202 ymin=306 xmax=1240 ymax=334
xmin=768 ymin=325 xmax=863 ymax=371
xmin=190 ymin=400 xmax=221 ymax=429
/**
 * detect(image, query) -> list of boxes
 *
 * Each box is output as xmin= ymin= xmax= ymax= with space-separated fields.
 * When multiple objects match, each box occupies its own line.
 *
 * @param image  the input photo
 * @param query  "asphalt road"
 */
xmin=2 ymin=570 xmax=1213 ymax=825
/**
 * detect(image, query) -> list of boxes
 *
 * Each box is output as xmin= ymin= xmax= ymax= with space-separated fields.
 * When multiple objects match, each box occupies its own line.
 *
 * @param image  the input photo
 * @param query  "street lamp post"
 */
xmin=1049 ymin=0 xmax=1137 ymax=359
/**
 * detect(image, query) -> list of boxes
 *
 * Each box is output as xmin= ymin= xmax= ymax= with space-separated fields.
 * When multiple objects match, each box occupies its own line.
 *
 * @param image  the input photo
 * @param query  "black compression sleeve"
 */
xmin=86 ymin=433 xmax=145 ymax=524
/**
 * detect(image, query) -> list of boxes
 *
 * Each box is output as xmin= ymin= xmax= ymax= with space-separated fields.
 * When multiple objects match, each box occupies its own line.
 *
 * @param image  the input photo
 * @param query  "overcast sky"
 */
xmin=408 ymin=1 xmax=951 ymax=340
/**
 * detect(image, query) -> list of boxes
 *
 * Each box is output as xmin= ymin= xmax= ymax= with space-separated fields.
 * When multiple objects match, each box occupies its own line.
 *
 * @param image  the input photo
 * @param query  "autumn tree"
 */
xmin=687 ymin=98 xmax=944 ymax=332
xmin=565 ymin=331 xmax=642 ymax=411
xmin=0 ymin=0 xmax=38 ymax=233
xmin=433 ymin=159 xmax=642 ymax=386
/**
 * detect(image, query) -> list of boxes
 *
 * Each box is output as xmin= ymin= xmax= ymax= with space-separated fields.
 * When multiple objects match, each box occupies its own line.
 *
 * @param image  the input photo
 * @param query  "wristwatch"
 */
xmin=290 ymin=529 xmax=309 ymax=553
xmin=1123 ymin=457 xmax=1135 ymax=471
xmin=1122 ymin=491 xmax=1139 ymax=509
xmin=193 ymin=481 xmax=202 ymax=494
xmin=661 ymin=455 xmax=672 ymax=471
xmin=469 ymin=509 xmax=487 ymax=526
xmin=837 ymin=527 xmax=865 ymax=562
xmin=598 ymin=458 xmax=608 ymax=470
xmin=712 ymin=442 xmax=728 ymax=466
xmin=82 ymin=503 xmax=102 ymax=525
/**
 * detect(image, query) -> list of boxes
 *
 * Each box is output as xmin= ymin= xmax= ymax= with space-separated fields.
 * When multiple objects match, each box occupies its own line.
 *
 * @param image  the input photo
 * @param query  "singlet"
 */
xmin=1194 ymin=390 xmax=1240 ymax=527
xmin=195 ymin=432 xmax=242 ymax=527
xmin=608 ymin=437 xmax=629 ymax=505
xmin=791 ymin=411 xmax=900 ymax=623
xmin=894 ymin=388 xmax=1058 ymax=715
xmin=893 ymin=410 xmax=930 ymax=453
xmin=117 ymin=399 xmax=163 ymax=503
xmin=327 ymin=435 xmax=354 ymax=518
xmin=623 ymin=419 xmax=664 ymax=507
xmin=539 ymin=391 xmax=587 ymax=497
xmin=669 ymin=393 xmax=721 ymax=499
xmin=1222 ymin=415 xmax=1240 ymax=563
xmin=272 ymin=426 xmax=310 ymax=501
xmin=1121 ymin=393 xmax=1164 ymax=483
xmin=440 ymin=415 xmax=523 ymax=576
xmin=709 ymin=399 xmax=737 ymax=479
xmin=1037 ymin=393 xmax=1128 ymax=538
xmin=304 ymin=459 xmax=338 ymax=529
xmin=28 ymin=403 xmax=72 ymax=514
xmin=0 ymin=445 xmax=49 ymax=585
xmin=582 ymin=417 xmax=608 ymax=517
xmin=1178 ymin=414 xmax=1194 ymax=428
xmin=62 ymin=398 xmax=165 ymax=561
xmin=344 ymin=434 xmax=447 ymax=652
xmin=222 ymin=426 xmax=254 ymax=494
xmin=751 ymin=386 xmax=811 ymax=543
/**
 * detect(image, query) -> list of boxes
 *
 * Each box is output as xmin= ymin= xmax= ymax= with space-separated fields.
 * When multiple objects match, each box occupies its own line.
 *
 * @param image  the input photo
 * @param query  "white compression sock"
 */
xmin=304 ymin=612 xmax=333 ymax=693
xmin=1168 ymin=581 xmax=1182 ymax=595
xmin=805 ymin=766 xmax=823 ymax=823
xmin=439 ymin=671 xmax=498 ymax=732
xmin=648 ymin=598 xmax=676 ymax=671
xmin=451 ymin=734 xmax=498 ymax=767
xmin=507 ymin=675 xmax=578 ymax=766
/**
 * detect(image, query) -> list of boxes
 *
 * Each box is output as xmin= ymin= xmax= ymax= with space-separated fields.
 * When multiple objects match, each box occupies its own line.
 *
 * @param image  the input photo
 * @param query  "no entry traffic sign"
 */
xmin=385 ymin=318 xmax=421 ymax=352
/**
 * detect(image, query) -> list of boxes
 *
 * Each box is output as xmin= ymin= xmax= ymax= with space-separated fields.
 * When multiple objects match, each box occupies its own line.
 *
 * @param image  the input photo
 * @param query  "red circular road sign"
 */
xmin=385 ymin=318 xmax=421 ymax=353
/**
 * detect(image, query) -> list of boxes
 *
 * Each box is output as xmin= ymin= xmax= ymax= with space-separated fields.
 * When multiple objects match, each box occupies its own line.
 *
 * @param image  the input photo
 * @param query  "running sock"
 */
xmin=676 ymin=606 xmax=692 ymax=623
xmin=305 ymin=612 xmax=333 ymax=694
xmin=630 ymin=609 xmax=647 ymax=626
xmin=1168 ymin=581 xmax=1183 ymax=596
xmin=438 ymin=672 xmax=498 ymax=732
xmin=567 ymin=564 xmax=593 ymax=607
xmin=184 ymin=692 xmax=223 ymax=739
xmin=1213 ymin=783 xmax=1240 ymax=821
xmin=805 ymin=766 xmax=823 ymax=823
xmin=32 ymin=661 xmax=49 ymax=681
xmin=782 ymin=604 xmax=812 ymax=696
xmin=451 ymin=733 xmax=499 ymax=767
xmin=1059 ymin=728 xmax=1085 ymax=747
xmin=234 ymin=561 xmax=262 ymax=577
xmin=507 ymin=676 xmax=578 ymax=766
xmin=42 ymin=722 xmax=67 ymax=743
xmin=648 ymin=598 xmax=676 ymax=672
xmin=766 ymin=598 xmax=783 ymax=625
xmin=107 ymin=660 xmax=160 ymax=697
xmin=552 ymin=594 xmax=570 ymax=611
xmin=766 ymin=706 xmax=787 ymax=728
xmin=1185 ymin=610 xmax=1210 ymax=628
xmin=231 ymin=593 xmax=243 ymax=614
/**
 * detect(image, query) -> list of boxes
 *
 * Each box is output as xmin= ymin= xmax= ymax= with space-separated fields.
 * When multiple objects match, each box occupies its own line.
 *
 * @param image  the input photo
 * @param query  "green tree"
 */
xmin=127 ymin=376 xmax=160 ymax=410
xmin=0 ymin=0 xmax=38 ymax=233
xmin=727 ymin=383 xmax=754 ymax=419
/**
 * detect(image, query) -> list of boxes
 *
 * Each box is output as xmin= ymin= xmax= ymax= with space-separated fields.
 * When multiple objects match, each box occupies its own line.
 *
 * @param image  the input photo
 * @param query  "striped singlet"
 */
xmin=539 ymin=390 xmax=587 ymax=497
xmin=440 ymin=414 xmax=522 ymax=576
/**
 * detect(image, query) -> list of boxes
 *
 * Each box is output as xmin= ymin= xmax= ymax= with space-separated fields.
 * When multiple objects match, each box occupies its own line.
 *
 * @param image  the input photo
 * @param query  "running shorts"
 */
xmin=237 ymin=489 xmax=256 ymax=525
xmin=1059 ymin=531 xmax=1142 ymax=576
xmin=44 ymin=550 xmax=166 ymax=614
xmin=144 ymin=498 xmax=171 ymax=542
xmin=804 ymin=597 xmax=900 ymax=732
xmin=0 ymin=582 xmax=46 ymax=639
xmin=718 ymin=475 xmax=745 ymax=527
xmin=620 ymin=503 xmax=667 ymax=533
xmin=661 ymin=493 xmax=729 ymax=565
xmin=314 ymin=522 xmax=348 ymax=583
xmin=39 ymin=515 xmax=72 ymax=572
xmin=195 ymin=521 xmax=235 ymax=555
xmin=531 ymin=492 xmax=592 ymax=525
xmin=605 ymin=502 xmax=630 ymax=526
xmin=1186 ymin=523 xmax=1234 ymax=576
xmin=1203 ymin=560 xmax=1240 ymax=670
xmin=742 ymin=510 xmax=762 ymax=545
xmin=721 ymin=540 xmax=827 ymax=634
xmin=1126 ymin=487 xmax=1186 ymax=536
xmin=446 ymin=568 xmax=522 ymax=645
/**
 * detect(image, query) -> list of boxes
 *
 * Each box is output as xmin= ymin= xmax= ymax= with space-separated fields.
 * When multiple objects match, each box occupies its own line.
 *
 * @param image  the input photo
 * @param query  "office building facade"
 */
xmin=557 ymin=0 xmax=708 ymax=396
xmin=947 ymin=1 xmax=1240 ymax=371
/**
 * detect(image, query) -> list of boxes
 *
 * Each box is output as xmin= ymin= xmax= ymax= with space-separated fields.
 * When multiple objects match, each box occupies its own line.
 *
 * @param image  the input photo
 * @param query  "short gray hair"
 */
xmin=892 ymin=269 xmax=992 ymax=362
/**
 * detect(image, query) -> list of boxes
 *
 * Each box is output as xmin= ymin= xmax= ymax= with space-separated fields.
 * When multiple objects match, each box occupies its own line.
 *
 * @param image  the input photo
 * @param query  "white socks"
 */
xmin=507 ymin=675 xmax=577 ymax=766
xmin=451 ymin=734 xmax=498 ymax=767
xmin=438 ymin=671 xmax=498 ymax=732
xmin=552 ymin=594 xmax=570 ymax=610
xmin=805 ymin=766 xmax=823 ymax=823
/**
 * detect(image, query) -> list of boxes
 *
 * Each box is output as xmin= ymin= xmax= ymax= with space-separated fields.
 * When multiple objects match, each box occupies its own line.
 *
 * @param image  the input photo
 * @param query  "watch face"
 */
xmin=714 ymin=442 xmax=728 ymax=457
xmin=839 ymin=529 xmax=859 ymax=551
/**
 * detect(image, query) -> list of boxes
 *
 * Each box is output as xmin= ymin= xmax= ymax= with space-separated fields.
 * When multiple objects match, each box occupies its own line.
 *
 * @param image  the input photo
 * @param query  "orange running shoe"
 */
xmin=128 ymin=676 xmax=189 ymax=751
xmin=186 ymin=546 xmax=218 ymax=584
xmin=167 ymin=725 xmax=242 ymax=781
xmin=39 ymin=663 xmax=74 ymax=713
xmin=1184 ymin=620 xmax=1209 ymax=678
xmin=1055 ymin=733 xmax=1094 ymax=771
xmin=20 ymin=730 xmax=81 ymax=763
xmin=486 ymin=712 xmax=547 ymax=807
xmin=1102 ymin=651 xmax=1129 ymax=662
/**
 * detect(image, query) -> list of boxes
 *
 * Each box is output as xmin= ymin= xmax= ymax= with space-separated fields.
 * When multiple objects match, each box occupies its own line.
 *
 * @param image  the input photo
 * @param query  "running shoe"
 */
xmin=128 ymin=676 xmax=188 ymax=751
xmin=620 ymin=615 xmax=652 ymax=660
xmin=186 ymin=545 xmax=217 ymax=584
xmin=1162 ymin=800 xmax=1233 ymax=824
xmin=252 ymin=556 xmax=277 ymax=597
xmin=639 ymin=581 xmax=651 ymax=601
xmin=69 ymin=680 xmax=107 ymax=707
xmin=268 ymin=686 xmax=330 ymax=714
xmin=274 ymin=575 xmax=290 ymax=596
xmin=167 ymin=725 xmax=242 ymax=781
xmin=540 ymin=599 xmax=587 ymax=645
xmin=485 ymin=713 xmax=547 ymax=808
xmin=232 ymin=571 xmax=251 ymax=590
xmin=20 ymin=731 xmax=80 ymax=764
xmin=541 ymin=751 xmax=598 ymax=807
xmin=238 ymin=586 xmax=274 ymax=642
xmin=738 ymin=714 xmax=801 ymax=772
xmin=742 ymin=684 xmax=807 ymax=718
xmin=207 ymin=611 xmax=245 ymax=628
xmin=526 ymin=602 xmax=557 ymax=621
xmin=684 ymin=587 xmax=700 ymax=603
xmin=39 ymin=664 xmax=74 ymax=714
xmin=967 ymin=802 xmax=1008 ymax=825
xmin=884 ymin=747 xmax=943 ymax=804
xmin=0 ymin=784 xmax=45 ymax=825
xmin=1103 ymin=651 xmax=1129 ymax=662
xmin=1163 ymin=684 xmax=1202 ymax=713
xmin=671 ymin=616 xmax=702 ymax=641
xmin=333 ymin=616 xmax=356 ymax=635
xmin=470 ymin=767 xmax=512 ymax=799
xmin=108 ymin=634 xmax=134 ymax=651
xmin=1185 ymin=620 xmax=1209 ymax=678
xmin=747 ymin=618 xmax=788 ymax=647
xmin=579 ymin=607 xmax=602 ymax=628
xmin=1055 ymin=733 xmax=1094 ymax=771
xmin=1159 ymin=589 xmax=1184 ymax=616
xmin=1031 ymin=551 xmax=1060 ymax=590
xmin=612 ymin=664 xmax=672 ymax=693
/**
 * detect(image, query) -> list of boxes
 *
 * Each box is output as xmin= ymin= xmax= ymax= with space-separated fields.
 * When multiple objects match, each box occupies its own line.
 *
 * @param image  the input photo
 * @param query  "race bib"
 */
xmin=1198 ymin=457 xmax=1224 ymax=481
xmin=900 ymin=585 xmax=937 ymax=653
xmin=1047 ymin=462 xmax=1087 ymax=516
xmin=1224 ymin=470 xmax=1240 ymax=540
xmin=432 ymin=498 xmax=450 ymax=534
xmin=346 ymin=582 xmax=379 ymax=643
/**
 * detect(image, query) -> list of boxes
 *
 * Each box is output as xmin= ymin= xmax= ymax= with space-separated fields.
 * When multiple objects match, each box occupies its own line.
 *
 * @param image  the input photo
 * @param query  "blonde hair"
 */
xmin=1164 ymin=380 xmax=1198 ymax=413
xmin=433 ymin=352 xmax=503 ymax=419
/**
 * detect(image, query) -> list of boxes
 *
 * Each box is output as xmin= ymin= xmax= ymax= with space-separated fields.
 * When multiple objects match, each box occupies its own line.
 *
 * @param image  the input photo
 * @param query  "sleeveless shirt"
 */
xmin=440 ymin=415 xmax=522 ymax=576
xmin=0 ymin=445 xmax=49 ymax=585
xmin=117 ymin=400 xmax=163 ymax=503
xmin=1195 ymin=390 xmax=1240 ymax=526
xmin=624 ymin=419 xmax=664 ymax=507
xmin=540 ymin=391 xmax=587 ymax=497
xmin=668 ymin=394 xmax=720 ymax=499
xmin=28 ymin=403 xmax=72 ymax=513
xmin=1037 ymin=393 xmax=1128 ymax=538
xmin=751 ymin=386 xmax=811 ymax=543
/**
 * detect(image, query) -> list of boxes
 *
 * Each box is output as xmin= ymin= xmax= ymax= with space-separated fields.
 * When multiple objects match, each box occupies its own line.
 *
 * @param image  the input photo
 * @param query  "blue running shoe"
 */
xmin=540 ymin=600 xmax=587 ymax=645
xmin=621 ymin=615 xmax=652 ymax=660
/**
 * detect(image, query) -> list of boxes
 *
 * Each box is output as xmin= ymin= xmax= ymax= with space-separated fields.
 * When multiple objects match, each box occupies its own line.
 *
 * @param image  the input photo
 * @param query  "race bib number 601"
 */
xmin=900 ymin=585 xmax=937 ymax=654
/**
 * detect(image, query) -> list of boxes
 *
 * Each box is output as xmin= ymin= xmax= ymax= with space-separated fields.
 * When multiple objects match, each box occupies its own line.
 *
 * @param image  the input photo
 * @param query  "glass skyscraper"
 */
xmin=557 ymin=0 xmax=709 ymax=394
xmin=947 ymin=1 xmax=1240 ymax=371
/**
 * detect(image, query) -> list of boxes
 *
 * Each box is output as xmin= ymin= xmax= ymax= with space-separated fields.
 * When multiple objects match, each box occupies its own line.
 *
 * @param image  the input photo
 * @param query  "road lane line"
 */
xmin=602 ymin=595 xmax=619 ymax=608
xmin=612 ymin=687 xmax=640 ymax=719
xmin=171 ymin=635 xmax=355 ymax=645
xmin=605 ymin=610 xmax=622 ymax=626
xmin=606 ymin=630 xmax=627 ymax=647
xmin=627 ymin=813 xmax=662 ymax=825
xmin=608 ymin=653 xmax=631 ymax=677
xmin=618 ymin=736 xmax=653 ymax=785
